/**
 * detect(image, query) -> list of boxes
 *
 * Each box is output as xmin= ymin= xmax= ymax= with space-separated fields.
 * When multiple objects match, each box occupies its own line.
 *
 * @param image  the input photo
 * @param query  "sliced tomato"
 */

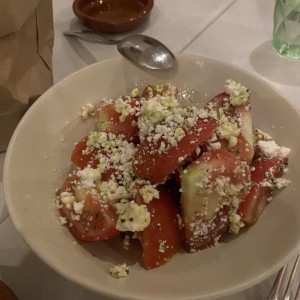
xmin=235 ymin=104 xmax=254 ymax=164
xmin=135 ymin=186 xmax=182 ymax=270
xmin=59 ymin=175 xmax=119 ymax=242
xmin=133 ymin=116 xmax=217 ymax=184
xmin=180 ymin=148 xmax=250 ymax=251
xmin=206 ymin=91 xmax=226 ymax=108
xmin=238 ymin=157 xmax=287 ymax=224
xmin=207 ymin=92 xmax=254 ymax=164
xmin=96 ymin=99 xmax=140 ymax=142
xmin=71 ymin=136 xmax=99 ymax=169
xmin=71 ymin=134 xmax=132 ymax=183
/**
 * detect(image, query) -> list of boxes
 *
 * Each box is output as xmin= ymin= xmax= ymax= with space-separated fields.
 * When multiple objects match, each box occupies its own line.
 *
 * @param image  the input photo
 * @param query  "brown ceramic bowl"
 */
xmin=72 ymin=0 xmax=154 ymax=33
xmin=0 ymin=281 xmax=18 ymax=300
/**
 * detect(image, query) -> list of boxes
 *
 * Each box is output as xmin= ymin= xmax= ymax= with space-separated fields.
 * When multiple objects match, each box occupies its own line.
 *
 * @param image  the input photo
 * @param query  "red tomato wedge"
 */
xmin=59 ymin=175 xmax=119 ymax=242
xmin=207 ymin=92 xmax=254 ymax=164
xmin=133 ymin=117 xmax=217 ymax=184
xmin=135 ymin=186 xmax=182 ymax=269
xmin=70 ymin=136 xmax=117 ymax=181
xmin=238 ymin=157 xmax=287 ymax=224
xmin=235 ymin=104 xmax=254 ymax=164
xmin=96 ymin=99 xmax=140 ymax=142
xmin=71 ymin=136 xmax=100 ymax=169
xmin=180 ymin=148 xmax=250 ymax=251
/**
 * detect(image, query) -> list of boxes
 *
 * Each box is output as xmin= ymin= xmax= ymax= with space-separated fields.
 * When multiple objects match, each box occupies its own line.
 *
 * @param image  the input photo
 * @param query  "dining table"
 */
xmin=1 ymin=0 xmax=300 ymax=299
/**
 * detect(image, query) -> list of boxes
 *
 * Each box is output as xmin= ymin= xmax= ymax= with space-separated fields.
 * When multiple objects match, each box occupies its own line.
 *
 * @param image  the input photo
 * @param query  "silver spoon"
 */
xmin=63 ymin=29 xmax=176 ymax=70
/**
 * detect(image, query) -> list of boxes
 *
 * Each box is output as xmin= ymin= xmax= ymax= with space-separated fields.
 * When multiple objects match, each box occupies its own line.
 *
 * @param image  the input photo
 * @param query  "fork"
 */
xmin=267 ymin=254 xmax=300 ymax=300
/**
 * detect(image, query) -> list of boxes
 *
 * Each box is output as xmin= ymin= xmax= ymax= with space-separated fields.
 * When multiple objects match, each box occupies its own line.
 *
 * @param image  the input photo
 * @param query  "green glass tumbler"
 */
xmin=273 ymin=0 xmax=300 ymax=60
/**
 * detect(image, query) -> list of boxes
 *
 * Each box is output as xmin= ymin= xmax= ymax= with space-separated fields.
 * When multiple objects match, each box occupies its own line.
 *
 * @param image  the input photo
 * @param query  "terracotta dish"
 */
xmin=0 ymin=281 xmax=18 ymax=300
xmin=72 ymin=0 xmax=154 ymax=33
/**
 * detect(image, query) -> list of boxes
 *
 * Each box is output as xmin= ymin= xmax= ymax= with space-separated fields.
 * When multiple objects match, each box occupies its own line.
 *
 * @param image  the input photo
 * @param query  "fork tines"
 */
xmin=268 ymin=254 xmax=300 ymax=300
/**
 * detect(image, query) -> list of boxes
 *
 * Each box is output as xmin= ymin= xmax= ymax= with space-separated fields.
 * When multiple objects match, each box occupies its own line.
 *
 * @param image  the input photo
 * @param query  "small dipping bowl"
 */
xmin=72 ymin=0 xmax=154 ymax=33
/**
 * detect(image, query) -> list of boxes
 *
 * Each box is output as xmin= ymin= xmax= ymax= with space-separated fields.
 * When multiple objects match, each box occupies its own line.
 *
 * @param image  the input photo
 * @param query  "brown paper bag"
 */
xmin=0 ymin=0 xmax=54 ymax=151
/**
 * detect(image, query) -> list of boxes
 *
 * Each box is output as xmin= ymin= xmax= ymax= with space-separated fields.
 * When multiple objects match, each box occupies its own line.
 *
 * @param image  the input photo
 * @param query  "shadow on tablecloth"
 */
xmin=250 ymin=41 xmax=300 ymax=87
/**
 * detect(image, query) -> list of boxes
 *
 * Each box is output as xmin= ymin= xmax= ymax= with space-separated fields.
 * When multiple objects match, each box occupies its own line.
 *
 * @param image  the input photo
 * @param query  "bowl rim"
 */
xmin=72 ymin=0 xmax=154 ymax=26
xmin=4 ymin=54 xmax=300 ymax=300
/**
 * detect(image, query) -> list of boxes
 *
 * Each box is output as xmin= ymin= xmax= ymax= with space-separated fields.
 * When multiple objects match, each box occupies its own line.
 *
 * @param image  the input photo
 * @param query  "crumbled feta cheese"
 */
xmin=229 ymin=213 xmax=245 ymax=234
xmin=216 ymin=114 xmax=240 ymax=147
xmin=71 ymin=212 xmax=80 ymax=221
xmin=254 ymin=129 xmax=272 ymax=141
xmin=214 ymin=176 xmax=243 ymax=197
xmin=114 ymin=97 xmax=136 ymax=122
xmin=178 ymin=156 xmax=185 ymax=163
xmin=224 ymin=80 xmax=250 ymax=106
xmin=73 ymin=201 xmax=84 ymax=215
xmin=115 ymin=201 xmax=150 ymax=232
xmin=174 ymin=114 xmax=184 ymax=124
xmin=130 ymin=88 xmax=139 ymax=98
xmin=159 ymin=240 xmax=167 ymax=253
xmin=84 ymin=132 xmax=137 ymax=201
xmin=110 ymin=263 xmax=129 ymax=279
xmin=76 ymin=167 xmax=101 ymax=188
xmin=97 ymin=180 xmax=129 ymax=202
xmin=80 ymin=103 xmax=95 ymax=120
xmin=137 ymin=90 xmax=204 ymax=150
xmin=274 ymin=178 xmax=291 ymax=189
xmin=59 ymin=216 xmax=67 ymax=225
xmin=139 ymin=185 xmax=159 ymax=203
xmin=60 ymin=191 xmax=75 ymax=209
xmin=87 ymin=131 xmax=108 ymax=148
xmin=174 ymin=127 xmax=185 ymax=141
xmin=209 ymin=142 xmax=221 ymax=150
xmin=185 ymin=117 xmax=196 ymax=128
xmin=197 ymin=108 xmax=209 ymax=119
xmin=260 ymin=180 xmax=273 ymax=188
xmin=257 ymin=140 xmax=290 ymax=158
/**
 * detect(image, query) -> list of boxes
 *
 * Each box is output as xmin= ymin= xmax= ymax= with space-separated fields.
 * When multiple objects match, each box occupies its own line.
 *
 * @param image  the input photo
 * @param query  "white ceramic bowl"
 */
xmin=4 ymin=54 xmax=300 ymax=300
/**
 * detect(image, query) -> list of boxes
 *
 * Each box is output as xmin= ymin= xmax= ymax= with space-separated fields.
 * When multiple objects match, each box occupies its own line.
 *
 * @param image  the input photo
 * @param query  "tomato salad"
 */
xmin=55 ymin=80 xmax=290 ymax=276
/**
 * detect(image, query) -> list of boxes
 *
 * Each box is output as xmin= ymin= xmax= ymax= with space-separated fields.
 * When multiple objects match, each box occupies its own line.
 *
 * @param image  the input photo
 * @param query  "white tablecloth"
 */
xmin=1 ymin=0 xmax=299 ymax=298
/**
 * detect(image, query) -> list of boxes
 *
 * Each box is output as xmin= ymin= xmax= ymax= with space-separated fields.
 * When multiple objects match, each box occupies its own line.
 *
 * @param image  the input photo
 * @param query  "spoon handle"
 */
xmin=63 ymin=30 xmax=118 ymax=45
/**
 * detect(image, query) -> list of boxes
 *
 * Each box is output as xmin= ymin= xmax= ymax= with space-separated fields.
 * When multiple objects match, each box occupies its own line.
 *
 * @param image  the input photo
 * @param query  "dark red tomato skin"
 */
xmin=71 ymin=136 xmax=99 ymax=169
xmin=136 ymin=186 xmax=182 ymax=270
xmin=70 ymin=136 xmax=125 ymax=181
xmin=181 ymin=149 xmax=250 ymax=251
xmin=206 ymin=92 xmax=227 ymax=107
xmin=59 ymin=175 xmax=119 ymax=242
xmin=238 ymin=157 xmax=287 ymax=224
xmin=133 ymin=117 xmax=217 ymax=184
xmin=183 ymin=207 xmax=231 ymax=251
xmin=207 ymin=92 xmax=254 ymax=164
xmin=234 ymin=104 xmax=254 ymax=165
